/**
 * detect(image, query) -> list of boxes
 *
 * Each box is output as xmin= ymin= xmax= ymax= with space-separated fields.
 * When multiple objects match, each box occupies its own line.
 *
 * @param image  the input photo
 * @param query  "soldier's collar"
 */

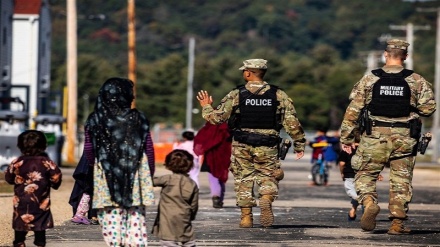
xmin=247 ymin=81 xmax=267 ymax=87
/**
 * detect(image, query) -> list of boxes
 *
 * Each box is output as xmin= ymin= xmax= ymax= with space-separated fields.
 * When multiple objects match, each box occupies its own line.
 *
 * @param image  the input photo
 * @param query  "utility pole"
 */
xmin=417 ymin=7 xmax=440 ymax=163
xmin=186 ymin=37 xmax=195 ymax=129
xmin=389 ymin=23 xmax=430 ymax=70
xmin=66 ymin=0 xmax=77 ymax=164
xmin=127 ymin=0 xmax=136 ymax=108
xmin=365 ymin=51 xmax=382 ymax=74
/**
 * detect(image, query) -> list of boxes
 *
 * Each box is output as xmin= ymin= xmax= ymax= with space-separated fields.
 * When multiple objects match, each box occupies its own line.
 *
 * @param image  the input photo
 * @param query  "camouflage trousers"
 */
xmin=229 ymin=141 xmax=281 ymax=207
xmin=352 ymin=127 xmax=417 ymax=220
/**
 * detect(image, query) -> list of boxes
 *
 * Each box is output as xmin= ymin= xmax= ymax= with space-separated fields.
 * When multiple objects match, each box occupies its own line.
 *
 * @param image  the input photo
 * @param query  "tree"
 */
xmin=136 ymin=53 xmax=187 ymax=124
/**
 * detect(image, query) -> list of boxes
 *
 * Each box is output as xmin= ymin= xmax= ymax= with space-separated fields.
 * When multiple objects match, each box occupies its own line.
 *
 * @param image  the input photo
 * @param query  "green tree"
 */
xmin=51 ymin=54 xmax=123 ymax=124
xmin=136 ymin=53 xmax=187 ymax=124
xmin=48 ymin=0 xmax=436 ymax=131
xmin=287 ymin=83 xmax=329 ymax=130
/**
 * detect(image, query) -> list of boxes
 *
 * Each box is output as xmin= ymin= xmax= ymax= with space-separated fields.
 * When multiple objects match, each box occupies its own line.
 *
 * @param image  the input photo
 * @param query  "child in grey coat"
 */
xmin=153 ymin=149 xmax=199 ymax=247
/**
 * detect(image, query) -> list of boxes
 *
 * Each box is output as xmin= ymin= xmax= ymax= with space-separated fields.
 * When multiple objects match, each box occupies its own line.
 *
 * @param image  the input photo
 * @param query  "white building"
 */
xmin=11 ymin=0 xmax=51 ymax=126
xmin=0 ymin=0 xmax=14 ymax=95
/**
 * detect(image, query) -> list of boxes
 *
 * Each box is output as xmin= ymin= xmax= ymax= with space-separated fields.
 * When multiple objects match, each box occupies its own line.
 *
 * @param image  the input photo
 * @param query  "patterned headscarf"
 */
xmin=86 ymin=77 xmax=149 ymax=208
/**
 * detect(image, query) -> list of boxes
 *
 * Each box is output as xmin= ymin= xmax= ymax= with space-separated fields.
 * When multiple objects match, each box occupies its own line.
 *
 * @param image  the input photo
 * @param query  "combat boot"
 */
xmin=239 ymin=207 xmax=253 ymax=228
xmin=260 ymin=195 xmax=275 ymax=228
xmin=387 ymin=219 xmax=411 ymax=235
xmin=360 ymin=196 xmax=380 ymax=231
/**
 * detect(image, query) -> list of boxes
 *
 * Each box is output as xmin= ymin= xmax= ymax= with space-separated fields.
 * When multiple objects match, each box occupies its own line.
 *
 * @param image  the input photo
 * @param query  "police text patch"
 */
xmin=379 ymin=86 xmax=404 ymax=96
xmin=245 ymin=99 xmax=272 ymax=106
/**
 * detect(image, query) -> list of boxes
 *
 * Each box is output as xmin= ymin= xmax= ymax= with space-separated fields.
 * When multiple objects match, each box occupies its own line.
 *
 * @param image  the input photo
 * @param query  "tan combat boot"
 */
xmin=360 ymin=196 xmax=380 ymax=231
xmin=260 ymin=195 xmax=275 ymax=228
xmin=239 ymin=207 xmax=253 ymax=228
xmin=387 ymin=219 xmax=411 ymax=235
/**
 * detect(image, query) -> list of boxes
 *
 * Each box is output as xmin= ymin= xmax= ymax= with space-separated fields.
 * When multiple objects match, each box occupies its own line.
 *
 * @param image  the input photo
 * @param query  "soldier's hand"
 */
xmin=295 ymin=151 xmax=304 ymax=160
xmin=196 ymin=90 xmax=213 ymax=107
xmin=378 ymin=174 xmax=384 ymax=181
xmin=341 ymin=144 xmax=354 ymax=154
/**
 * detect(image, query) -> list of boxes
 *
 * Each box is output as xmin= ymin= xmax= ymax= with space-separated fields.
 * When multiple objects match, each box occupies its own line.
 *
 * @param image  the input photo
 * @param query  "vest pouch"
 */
xmin=409 ymin=119 xmax=422 ymax=139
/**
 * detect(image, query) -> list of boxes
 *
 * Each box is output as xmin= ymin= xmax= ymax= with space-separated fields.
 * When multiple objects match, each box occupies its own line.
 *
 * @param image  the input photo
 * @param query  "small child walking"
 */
xmin=69 ymin=154 xmax=99 ymax=225
xmin=5 ymin=130 xmax=63 ymax=247
xmin=338 ymin=145 xmax=359 ymax=221
xmin=152 ymin=149 xmax=199 ymax=247
xmin=338 ymin=143 xmax=383 ymax=221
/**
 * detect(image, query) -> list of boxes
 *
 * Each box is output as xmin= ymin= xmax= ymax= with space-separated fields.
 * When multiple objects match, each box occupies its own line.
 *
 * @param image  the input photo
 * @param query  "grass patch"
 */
xmin=61 ymin=161 xmax=78 ymax=168
xmin=0 ymin=172 xmax=13 ymax=193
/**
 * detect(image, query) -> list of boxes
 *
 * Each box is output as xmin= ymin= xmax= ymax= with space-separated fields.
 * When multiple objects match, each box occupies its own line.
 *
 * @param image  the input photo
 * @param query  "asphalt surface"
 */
xmin=24 ymin=153 xmax=440 ymax=246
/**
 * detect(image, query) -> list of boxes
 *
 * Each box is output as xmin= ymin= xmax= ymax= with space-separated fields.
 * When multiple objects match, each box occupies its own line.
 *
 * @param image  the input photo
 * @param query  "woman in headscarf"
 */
xmin=83 ymin=77 xmax=155 ymax=247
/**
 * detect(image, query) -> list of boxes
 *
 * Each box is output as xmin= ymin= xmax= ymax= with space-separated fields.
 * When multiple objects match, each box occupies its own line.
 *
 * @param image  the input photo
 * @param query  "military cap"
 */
xmin=386 ymin=39 xmax=410 ymax=51
xmin=238 ymin=59 xmax=268 ymax=70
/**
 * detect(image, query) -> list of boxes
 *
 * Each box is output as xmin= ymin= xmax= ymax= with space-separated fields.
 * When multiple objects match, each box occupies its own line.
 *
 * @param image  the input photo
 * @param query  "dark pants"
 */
xmin=14 ymin=230 xmax=46 ymax=247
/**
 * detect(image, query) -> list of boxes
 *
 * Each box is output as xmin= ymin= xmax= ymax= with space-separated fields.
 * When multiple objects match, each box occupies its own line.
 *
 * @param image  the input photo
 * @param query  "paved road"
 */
xmin=25 ymin=153 xmax=440 ymax=246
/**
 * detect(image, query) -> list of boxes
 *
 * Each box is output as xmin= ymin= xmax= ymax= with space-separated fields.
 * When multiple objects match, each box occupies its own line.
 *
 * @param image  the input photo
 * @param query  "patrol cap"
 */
xmin=238 ymin=59 xmax=268 ymax=70
xmin=386 ymin=39 xmax=410 ymax=51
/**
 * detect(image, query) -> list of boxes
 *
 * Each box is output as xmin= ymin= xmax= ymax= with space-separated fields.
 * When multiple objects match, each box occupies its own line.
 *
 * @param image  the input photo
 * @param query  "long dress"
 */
xmin=85 ymin=78 xmax=156 ymax=247
xmin=5 ymin=155 xmax=62 ymax=232
xmin=152 ymin=173 xmax=198 ymax=242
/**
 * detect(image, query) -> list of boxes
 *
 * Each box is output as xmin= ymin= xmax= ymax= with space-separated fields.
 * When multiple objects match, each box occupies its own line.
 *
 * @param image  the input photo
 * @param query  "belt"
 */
xmin=372 ymin=120 xmax=410 ymax=128
xmin=233 ymin=131 xmax=280 ymax=147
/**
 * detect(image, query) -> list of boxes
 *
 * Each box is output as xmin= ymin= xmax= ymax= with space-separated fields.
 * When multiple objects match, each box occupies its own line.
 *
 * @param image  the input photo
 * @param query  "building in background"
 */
xmin=11 ymin=0 xmax=52 ymax=126
xmin=0 ymin=0 xmax=65 ymax=167
xmin=0 ymin=0 xmax=14 ymax=98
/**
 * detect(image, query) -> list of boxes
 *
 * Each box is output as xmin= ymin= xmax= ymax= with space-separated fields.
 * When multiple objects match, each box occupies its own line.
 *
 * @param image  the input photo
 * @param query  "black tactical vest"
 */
xmin=369 ymin=69 xmax=413 ymax=118
xmin=237 ymin=85 xmax=279 ymax=129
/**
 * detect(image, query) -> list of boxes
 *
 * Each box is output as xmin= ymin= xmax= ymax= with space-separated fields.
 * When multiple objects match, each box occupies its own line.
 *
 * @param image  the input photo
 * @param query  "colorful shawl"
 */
xmin=86 ymin=78 xmax=149 ymax=208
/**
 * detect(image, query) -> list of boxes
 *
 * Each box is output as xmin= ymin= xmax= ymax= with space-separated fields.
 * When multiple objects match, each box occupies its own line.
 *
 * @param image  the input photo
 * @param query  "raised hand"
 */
xmin=196 ymin=90 xmax=213 ymax=107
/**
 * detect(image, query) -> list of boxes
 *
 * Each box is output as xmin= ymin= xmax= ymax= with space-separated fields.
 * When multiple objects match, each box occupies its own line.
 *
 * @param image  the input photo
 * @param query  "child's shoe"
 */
xmin=348 ymin=212 xmax=357 ymax=221
xmin=71 ymin=215 xmax=90 ymax=225
xmin=212 ymin=196 xmax=223 ymax=208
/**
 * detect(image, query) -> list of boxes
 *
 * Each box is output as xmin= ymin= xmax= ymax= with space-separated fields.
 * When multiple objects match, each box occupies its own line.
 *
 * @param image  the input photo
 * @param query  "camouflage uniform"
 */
xmin=340 ymin=40 xmax=436 ymax=221
xmin=201 ymin=60 xmax=305 ymax=208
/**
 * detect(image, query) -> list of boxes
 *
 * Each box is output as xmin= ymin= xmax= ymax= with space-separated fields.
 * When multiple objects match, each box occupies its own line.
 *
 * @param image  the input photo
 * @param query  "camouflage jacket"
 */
xmin=201 ymin=81 xmax=306 ymax=152
xmin=340 ymin=65 xmax=436 ymax=145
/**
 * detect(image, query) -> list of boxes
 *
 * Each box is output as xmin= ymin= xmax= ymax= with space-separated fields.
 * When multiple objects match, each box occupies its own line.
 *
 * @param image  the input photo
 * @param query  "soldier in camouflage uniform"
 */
xmin=340 ymin=39 xmax=436 ymax=235
xmin=196 ymin=59 xmax=306 ymax=228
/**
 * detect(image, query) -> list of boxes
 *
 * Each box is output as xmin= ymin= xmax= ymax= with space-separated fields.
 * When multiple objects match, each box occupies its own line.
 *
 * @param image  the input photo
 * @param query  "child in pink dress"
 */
xmin=173 ymin=131 xmax=200 ymax=187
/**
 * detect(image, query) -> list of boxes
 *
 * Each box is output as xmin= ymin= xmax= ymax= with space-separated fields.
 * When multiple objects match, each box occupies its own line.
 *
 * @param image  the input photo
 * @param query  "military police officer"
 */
xmin=340 ymin=39 xmax=436 ymax=234
xmin=197 ymin=59 xmax=306 ymax=228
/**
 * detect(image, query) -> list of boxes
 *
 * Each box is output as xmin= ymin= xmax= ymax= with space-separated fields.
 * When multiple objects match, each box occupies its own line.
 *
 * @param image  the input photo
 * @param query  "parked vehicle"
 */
xmin=0 ymin=97 xmax=28 ymax=171
xmin=34 ymin=114 xmax=65 ymax=166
